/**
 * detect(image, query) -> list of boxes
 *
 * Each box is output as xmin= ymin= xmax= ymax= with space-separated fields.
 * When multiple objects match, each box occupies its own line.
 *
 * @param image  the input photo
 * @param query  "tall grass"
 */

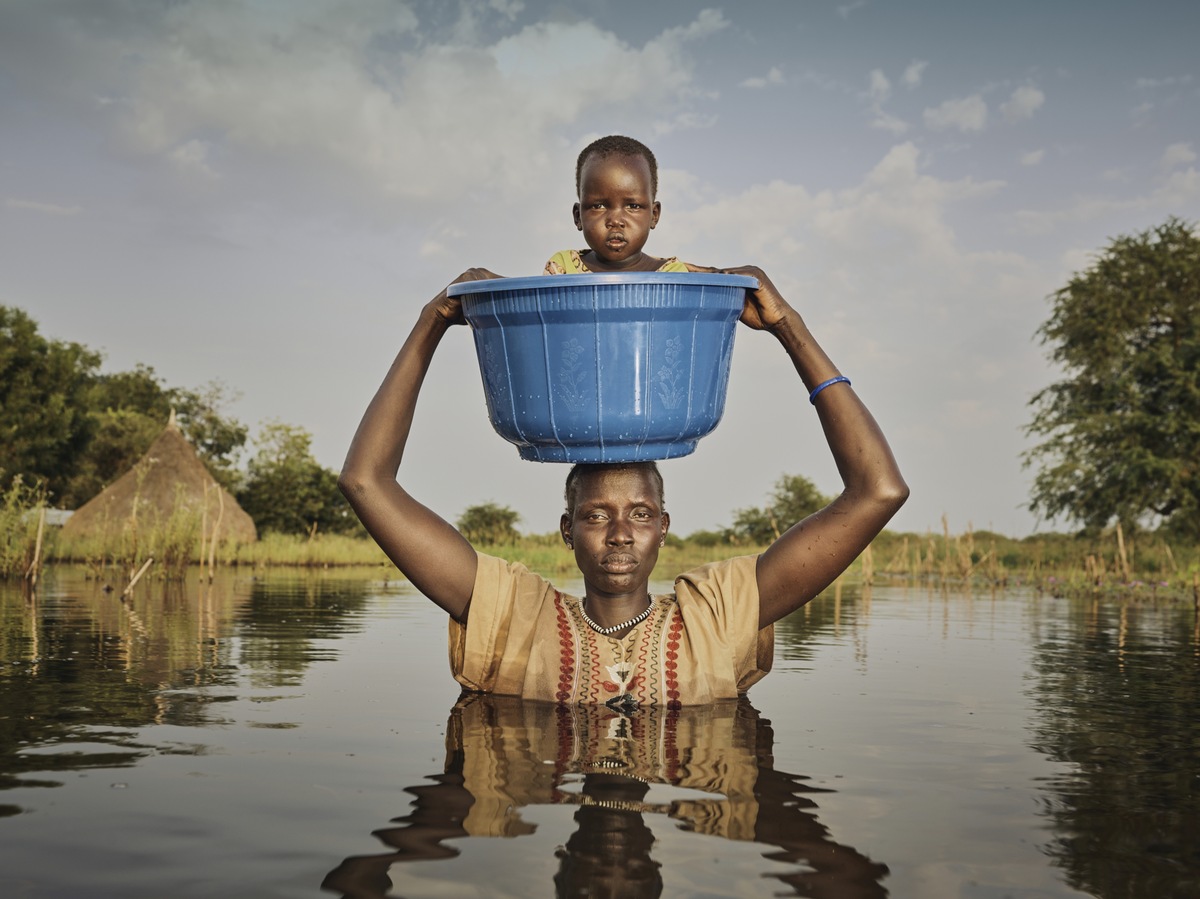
xmin=45 ymin=506 xmax=1200 ymax=603
xmin=55 ymin=488 xmax=203 ymax=581
xmin=0 ymin=476 xmax=49 ymax=579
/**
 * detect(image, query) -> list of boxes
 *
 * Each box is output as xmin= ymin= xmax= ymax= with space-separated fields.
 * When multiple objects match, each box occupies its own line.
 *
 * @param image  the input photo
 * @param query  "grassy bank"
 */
xmin=11 ymin=498 xmax=1200 ymax=603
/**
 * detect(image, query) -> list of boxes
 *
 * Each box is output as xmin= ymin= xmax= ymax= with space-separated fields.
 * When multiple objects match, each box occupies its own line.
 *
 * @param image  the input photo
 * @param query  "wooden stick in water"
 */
xmin=123 ymin=557 xmax=154 ymax=597
xmin=25 ymin=507 xmax=46 ymax=587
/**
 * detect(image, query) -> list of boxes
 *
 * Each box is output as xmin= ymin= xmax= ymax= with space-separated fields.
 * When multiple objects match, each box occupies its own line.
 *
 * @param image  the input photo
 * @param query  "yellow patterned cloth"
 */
xmin=450 ymin=553 xmax=773 ymax=706
xmin=543 ymin=249 xmax=689 ymax=274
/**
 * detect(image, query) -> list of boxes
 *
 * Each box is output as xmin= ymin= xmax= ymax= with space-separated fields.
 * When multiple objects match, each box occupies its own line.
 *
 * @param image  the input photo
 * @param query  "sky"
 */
xmin=2 ymin=0 xmax=1198 ymax=539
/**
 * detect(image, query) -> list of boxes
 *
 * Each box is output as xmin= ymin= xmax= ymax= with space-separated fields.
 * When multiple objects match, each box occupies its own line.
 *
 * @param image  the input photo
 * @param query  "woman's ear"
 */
xmin=560 ymin=513 xmax=573 ymax=548
xmin=660 ymin=511 xmax=670 ymax=545
xmin=650 ymin=200 xmax=661 ymax=229
xmin=572 ymin=203 xmax=583 ymax=231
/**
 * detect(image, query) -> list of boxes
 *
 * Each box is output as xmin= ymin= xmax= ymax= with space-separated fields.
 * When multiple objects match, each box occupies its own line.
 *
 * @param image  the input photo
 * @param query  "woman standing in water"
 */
xmin=338 ymin=259 xmax=907 ymax=708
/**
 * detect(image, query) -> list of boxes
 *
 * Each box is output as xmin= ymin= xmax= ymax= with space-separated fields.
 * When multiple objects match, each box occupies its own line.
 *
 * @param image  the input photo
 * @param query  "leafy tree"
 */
xmin=0 ymin=309 xmax=250 ymax=507
xmin=1024 ymin=218 xmax=1200 ymax=536
xmin=170 ymin=381 xmax=248 ymax=493
xmin=730 ymin=473 xmax=830 ymax=545
xmin=238 ymin=422 xmax=356 ymax=535
xmin=457 ymin=502 xmax=522 ymax=545
xmin=90 ymin=367 xmax=247 ymax=489
xmin=0 ymin=307 xmax=100 ymax=501
xmin=58 ymin=407 xmax=164 ymax=507
xmin=685 ymin=529 xmax=732 ymax=547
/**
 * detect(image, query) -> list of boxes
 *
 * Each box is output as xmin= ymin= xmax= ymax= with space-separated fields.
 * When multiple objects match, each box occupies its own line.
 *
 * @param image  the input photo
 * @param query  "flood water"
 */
xmin=1 ymin=567 xmax=1197 ymax=898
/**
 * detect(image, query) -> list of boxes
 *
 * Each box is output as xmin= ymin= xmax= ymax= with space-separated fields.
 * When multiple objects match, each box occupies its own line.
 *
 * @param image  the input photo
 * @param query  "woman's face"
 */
xmin=573 ymin=153 xmax=661 ymax=271
xmin=561 ymin=467 xmax=669 ymax=599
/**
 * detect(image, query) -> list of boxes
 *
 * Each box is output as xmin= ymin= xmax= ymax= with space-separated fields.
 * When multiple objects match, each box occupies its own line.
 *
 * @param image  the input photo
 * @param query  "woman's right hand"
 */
xmin=428 ymin=268 xmax=503 ymax=326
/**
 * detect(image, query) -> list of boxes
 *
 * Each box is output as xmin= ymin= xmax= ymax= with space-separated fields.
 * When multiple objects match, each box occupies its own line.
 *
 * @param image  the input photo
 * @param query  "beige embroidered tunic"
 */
xmin=450 ymin=553 xmax=774 ymax=707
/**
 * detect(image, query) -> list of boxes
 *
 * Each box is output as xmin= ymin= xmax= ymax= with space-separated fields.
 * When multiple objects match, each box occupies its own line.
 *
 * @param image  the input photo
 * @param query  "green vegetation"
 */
xmin=237 ymin=422 xmax=357 ymax=536
xmin=1 ymin=307 xmax=348 ymax=537
xmin=457 ymin=502 xmax=522 ymax=545
xmin=1026 ymin=217 xmax=1200 ymax=539
xmin=727 ymin=473 xmax=829 ymax=545
xmin=0 ymin=477 xmax=48 ymax=579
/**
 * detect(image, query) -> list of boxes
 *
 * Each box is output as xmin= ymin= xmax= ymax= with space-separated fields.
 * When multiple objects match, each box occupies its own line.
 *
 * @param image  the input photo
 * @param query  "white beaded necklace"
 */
xmin=580 ymin=596 xmax=655 ymax=636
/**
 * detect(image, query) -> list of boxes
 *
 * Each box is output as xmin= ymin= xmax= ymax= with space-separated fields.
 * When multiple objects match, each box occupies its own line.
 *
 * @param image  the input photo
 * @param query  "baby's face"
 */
xmin=573 ymin=154 xmax=660 ymax=271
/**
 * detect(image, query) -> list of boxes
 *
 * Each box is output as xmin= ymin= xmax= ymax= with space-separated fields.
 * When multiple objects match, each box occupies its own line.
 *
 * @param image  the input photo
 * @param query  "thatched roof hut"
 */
xmin=62 ymin=415 xmax=257 ymax=544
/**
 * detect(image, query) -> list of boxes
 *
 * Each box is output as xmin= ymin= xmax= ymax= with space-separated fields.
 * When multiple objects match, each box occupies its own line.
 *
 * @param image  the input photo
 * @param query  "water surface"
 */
xmin=1 ymin=568 xmax=1196 ymax=897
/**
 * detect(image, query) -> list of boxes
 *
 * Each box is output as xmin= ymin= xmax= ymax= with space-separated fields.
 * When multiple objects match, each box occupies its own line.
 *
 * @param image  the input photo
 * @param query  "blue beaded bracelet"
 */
xmin=809 ymin=375 xmax=851 ymax=405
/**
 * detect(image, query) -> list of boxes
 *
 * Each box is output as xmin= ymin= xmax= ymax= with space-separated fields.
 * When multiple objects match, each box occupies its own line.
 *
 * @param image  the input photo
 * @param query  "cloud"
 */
xmin=1020 ymin=149 xmax=1045 ymax=166
xmin=169 ymin=139 xmax=219 ymax=179
xmin=1015 ymin=162 xmax=1200 ymax=235
xmin=6 ymin=3 xmax=726 ymax=210
xmin=1160 ymin=141 xmax=1197 ymax=169
xmin=868 ymin=69 xmax=891 ymax=104
xmin=741 ymin=66 xmax=784 ymax=89
xmin=837 ymin=1 xmax=867 ymax=18
xmin=870 ymin=110 xmax=910 ymax=135
xmin=923 ymin=95 xmax=988 ymax=132
xmin=902 ymin=60 xmax=928 ymax=88
xmin=1000 ymin=85 xmax=1045 ymax=123
xmin=1135 ymin=74 xmax=1194 ymax=89
xmin=670 ymin=143 xmax=1009 ymax=289
xmin=866 ymin=68 xmax=908 ymax=133
xmin=5 ymin=198 xmax=83 ymax=216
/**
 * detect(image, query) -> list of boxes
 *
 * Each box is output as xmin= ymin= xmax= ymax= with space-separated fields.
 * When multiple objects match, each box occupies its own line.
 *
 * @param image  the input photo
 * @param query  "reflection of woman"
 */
xmin=339 ymin=267 xmax=908 ymax=706
xmin=322 ymin=695 xmax=889 ymax=898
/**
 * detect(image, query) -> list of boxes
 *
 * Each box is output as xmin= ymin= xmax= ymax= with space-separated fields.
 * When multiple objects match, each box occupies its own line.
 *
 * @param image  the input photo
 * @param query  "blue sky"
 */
xmin=2 ymin=0 xmax=1198 ymax=538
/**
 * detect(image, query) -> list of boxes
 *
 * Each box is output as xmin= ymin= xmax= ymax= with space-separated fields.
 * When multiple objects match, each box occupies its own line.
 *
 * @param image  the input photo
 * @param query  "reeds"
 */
xmin=0 ymin=476 xmax=50 ymax=580
xmin=38 ymin=492 xmax=1200 ymax=603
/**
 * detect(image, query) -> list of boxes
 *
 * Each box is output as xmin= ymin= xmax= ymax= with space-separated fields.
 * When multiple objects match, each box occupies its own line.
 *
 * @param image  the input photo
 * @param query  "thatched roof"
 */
xmin=62 ymin=418 xmax=257 ymax=544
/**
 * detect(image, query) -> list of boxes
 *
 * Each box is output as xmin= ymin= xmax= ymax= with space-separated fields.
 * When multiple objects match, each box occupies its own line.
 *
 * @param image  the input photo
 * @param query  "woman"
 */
xmin=338 ymin=266 xmax=907 ymax=708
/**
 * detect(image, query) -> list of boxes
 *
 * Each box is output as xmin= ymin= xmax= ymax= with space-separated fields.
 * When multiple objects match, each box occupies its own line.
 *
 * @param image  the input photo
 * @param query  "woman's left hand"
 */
xmin=721 ymin=265 xmax=794 ymax=331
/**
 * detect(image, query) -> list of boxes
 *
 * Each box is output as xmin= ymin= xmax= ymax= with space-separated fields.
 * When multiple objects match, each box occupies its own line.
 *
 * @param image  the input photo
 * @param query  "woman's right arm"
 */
xmin=338 ymin=269 xmax=500 ymax=621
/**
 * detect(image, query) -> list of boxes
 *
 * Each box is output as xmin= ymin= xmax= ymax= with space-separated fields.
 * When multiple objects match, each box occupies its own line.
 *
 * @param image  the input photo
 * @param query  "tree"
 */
xmin=61 ymin=365 xmax=248 ymax=507
xmin=170 ymin=380 xmax=248 ymax=493
xmin=730 ymin=473 xmax=830 ymax=545
xmin=237 ymin=422 xmax=355 ymax=535
xmin=457 ymin=502 xmax=522 ymax=545
xmin=1024 ymin=217 xmax=1200 ymax=536
xmin=0 ymin=307 xmax=101 ymax=502
xmin=0 ymin=308 xmax=250 ymax=508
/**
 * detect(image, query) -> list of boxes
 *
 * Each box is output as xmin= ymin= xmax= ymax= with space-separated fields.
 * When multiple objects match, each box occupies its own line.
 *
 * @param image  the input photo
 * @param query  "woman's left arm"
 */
xmin=723 ymin=266 xmax=909 ymax=628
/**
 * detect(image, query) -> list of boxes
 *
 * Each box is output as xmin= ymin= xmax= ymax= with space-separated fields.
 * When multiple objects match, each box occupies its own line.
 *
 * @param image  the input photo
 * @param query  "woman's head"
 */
xmin=561 ymin=463 xmax=669 ymax=598
xmin=564 ymin=462 xmax=664 ymax=518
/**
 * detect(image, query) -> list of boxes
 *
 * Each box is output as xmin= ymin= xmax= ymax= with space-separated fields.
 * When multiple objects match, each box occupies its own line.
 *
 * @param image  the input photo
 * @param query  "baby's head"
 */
xmin=572 ymin=135 xmax=663 ymax=271
xmin=575 ymin=135 xmax=659 ymax=199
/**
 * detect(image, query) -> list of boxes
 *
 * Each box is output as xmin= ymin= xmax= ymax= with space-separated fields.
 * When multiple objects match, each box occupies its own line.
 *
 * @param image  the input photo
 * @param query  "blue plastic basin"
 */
xmin=447 ymin=272 xmax=756 ymax=462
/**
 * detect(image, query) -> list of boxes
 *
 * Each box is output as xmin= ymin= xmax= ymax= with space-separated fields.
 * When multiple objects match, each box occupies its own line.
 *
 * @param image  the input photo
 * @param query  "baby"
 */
xmin=544 ymin=135 xmax=689 ymax=275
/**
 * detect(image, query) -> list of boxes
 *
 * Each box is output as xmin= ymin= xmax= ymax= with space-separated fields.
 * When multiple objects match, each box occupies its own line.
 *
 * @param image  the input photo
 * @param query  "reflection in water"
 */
xmin=1028 ymin=597 xmax=1200 ymax=899
xmin=323 ymin=694 xmax=890 ymax=898
xmin=0 ymin=568 xmax=373 ymax=816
